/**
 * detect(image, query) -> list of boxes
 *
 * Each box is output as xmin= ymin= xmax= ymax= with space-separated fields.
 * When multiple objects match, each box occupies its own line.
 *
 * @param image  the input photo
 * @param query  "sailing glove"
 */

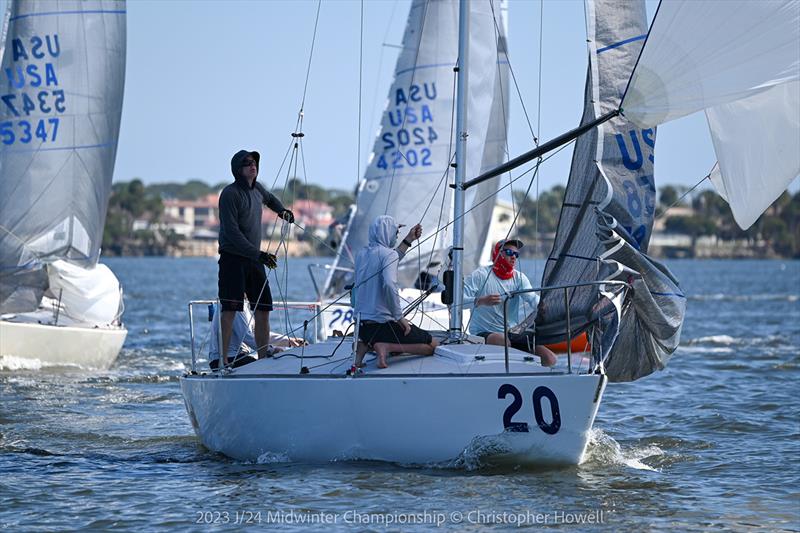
xmin=259 ymin=251 xmax=278 ymax=269
xmin=279 ymin=209 xmax=295 ymax=224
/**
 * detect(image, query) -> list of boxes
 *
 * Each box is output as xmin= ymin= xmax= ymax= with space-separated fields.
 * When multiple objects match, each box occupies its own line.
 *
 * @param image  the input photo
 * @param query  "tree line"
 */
xmin=103 ymin=179 xmax=800 ymax=258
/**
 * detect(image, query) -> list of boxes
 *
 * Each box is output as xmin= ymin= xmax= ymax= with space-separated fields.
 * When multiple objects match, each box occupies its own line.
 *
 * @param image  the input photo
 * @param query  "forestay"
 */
xmin=622 ymin=0 xmax=800 ymax=229
xmin=514 ymin=0 xmax=685 ymax=382
xmin=0 ymin=0 xmax=126 ymax=313
xmin=324 ymin=0 xmax=509 ymax=296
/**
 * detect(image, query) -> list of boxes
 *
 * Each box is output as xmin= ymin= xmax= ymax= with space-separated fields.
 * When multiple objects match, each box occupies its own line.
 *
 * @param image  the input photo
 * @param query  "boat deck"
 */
xmin=201 ymin=337 xmax=585 ymax=377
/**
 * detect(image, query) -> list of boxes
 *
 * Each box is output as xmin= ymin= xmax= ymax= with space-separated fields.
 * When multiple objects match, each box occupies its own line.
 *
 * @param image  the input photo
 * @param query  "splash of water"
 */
xmin=584 ymin=429 xmax=663 ymax=472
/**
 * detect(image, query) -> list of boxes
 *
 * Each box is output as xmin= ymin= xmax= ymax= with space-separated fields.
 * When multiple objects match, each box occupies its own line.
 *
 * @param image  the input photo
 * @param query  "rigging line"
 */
xmin=284 ymin=140 xmax=575 ymax=334
xmin=357 ymin=0 xmax=364 ymax=189
xmin=268 ymin=137 xmax=298 ymax=191
xmin=418 ymin=70 xmax=458 ymax=223
xmin=654 ymin=169 xmax=712 ymax=223
xmin=488 ymin=0 xmax=517 ymax=245
xmin=463 ymin=159 xmax=544 ymax=335
xmin=417 ymin=66 xmax=458 ymax=283
xmin=489 ymin=2 xmax=536 ymax=144
xmin=619 ymin=0 xmax=661 ymax=110
xmin=383 ymin=0 xmax=430 ymax=215
xmin=298 ymin=0 xmax=323 ymax=114
xmin=366 ymin=0 xmax=401 ymax=155
xmin=534 ymin=0 xmax=544 ymax=280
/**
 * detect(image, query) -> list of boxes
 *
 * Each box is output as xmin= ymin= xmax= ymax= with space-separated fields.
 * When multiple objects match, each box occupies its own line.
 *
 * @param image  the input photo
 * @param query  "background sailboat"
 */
xmin=0 ymin=0 xmax=127 ymax=369
xmin=319 ymin=0 xmax=510 ymax=337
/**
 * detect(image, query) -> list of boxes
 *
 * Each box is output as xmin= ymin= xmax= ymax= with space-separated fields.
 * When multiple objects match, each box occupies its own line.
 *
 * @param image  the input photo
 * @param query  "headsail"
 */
xmin=622 ymin=0 xmax=800 ymax=229
xmin=514 ymin=0 xmax=685 ymax=382
xmin=324 ymin=0 xmax=509 ymax=297
xmin=0 ymin=0 xmax=126 ymax=312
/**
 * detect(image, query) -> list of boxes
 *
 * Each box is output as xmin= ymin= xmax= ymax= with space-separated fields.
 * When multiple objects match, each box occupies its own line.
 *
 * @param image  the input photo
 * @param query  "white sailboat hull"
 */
xmin=0 ymin=320 xmax=127 ymax=370
xmin=180 ymin=343 xmax=605 ymax=466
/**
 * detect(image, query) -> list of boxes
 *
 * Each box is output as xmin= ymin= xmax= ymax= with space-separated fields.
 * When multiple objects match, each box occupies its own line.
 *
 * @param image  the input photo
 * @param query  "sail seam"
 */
xmin=10 ymin=10 xmax=126 ymax=22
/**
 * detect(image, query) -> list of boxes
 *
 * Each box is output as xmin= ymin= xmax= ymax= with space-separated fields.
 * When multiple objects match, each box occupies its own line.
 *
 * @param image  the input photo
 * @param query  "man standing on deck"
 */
xmin=217 ymin=149 xmax=294 ymax=367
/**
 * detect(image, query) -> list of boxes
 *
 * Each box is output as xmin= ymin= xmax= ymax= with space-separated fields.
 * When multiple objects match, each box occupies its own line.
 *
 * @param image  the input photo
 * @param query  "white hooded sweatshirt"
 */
xmin=353 ymin=215 xmax=404 ymax=323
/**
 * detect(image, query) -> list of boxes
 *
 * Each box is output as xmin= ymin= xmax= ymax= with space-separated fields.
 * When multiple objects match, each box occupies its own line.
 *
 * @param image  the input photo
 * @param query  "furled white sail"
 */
xmin=0 ymin=0 xmax=126 ymax=312
xmin=622 ymin=0 xmax=799 ymax=229
xmin=324 ymin=0 xmax=508 ymax=296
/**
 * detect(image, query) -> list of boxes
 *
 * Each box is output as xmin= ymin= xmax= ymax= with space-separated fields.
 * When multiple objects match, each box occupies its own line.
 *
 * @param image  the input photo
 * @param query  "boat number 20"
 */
xmin=497 ymin=384 xmax=561 ymax=435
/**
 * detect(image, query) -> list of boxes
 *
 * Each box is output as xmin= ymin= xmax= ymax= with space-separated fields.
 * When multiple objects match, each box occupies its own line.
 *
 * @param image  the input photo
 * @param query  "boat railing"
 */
xmin=501 ymin=280 xmax=632 ymax=374
xmin=186 ymin=299 xmax=351 ymax=373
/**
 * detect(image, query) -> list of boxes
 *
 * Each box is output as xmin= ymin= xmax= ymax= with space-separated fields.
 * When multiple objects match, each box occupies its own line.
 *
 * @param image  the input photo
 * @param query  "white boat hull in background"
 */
xmin=0 ymin=321 xmax=126 ymax=370
xmin=181 ymin=343 xmax=606 ymax=466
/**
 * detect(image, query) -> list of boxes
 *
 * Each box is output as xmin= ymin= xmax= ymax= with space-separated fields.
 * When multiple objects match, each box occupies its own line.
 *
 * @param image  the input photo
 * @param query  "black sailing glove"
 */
xmin=259 ymin=251 xmax=278 ymax=270
xmin=279 ymin=209 xmax=295 ymax=224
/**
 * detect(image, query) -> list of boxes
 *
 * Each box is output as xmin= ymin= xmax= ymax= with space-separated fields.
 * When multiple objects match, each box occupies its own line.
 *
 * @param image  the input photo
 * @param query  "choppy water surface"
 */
xmin=2 ymin=258 xmax=798 ymax=531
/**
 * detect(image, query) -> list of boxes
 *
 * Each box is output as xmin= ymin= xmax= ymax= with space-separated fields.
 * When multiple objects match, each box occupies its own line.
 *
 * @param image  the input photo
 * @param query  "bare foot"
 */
xmin=377 ymin=354 xmax=389 ymax=368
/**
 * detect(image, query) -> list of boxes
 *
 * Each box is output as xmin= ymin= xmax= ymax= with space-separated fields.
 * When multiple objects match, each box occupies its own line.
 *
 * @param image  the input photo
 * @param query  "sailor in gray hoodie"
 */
xmin=217 ymin=149 xmax=294 ymax=367
xmin=353 ymin=215 xmax=438 ymax=369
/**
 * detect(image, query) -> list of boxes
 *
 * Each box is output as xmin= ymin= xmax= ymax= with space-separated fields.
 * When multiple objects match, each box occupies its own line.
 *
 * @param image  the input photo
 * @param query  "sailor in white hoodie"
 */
xmin=353 ymin=215 xmax=438 ymax=368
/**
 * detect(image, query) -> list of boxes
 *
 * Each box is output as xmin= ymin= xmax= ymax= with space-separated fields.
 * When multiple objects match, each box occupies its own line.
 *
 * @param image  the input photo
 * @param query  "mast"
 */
xmin=449 ymin=0 xmax=470 ymax=339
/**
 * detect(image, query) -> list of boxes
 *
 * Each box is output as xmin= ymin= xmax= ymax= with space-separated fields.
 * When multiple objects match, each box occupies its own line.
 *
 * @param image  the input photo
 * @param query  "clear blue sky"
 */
xmin=6 ymin=0 xmax=737 ymax=195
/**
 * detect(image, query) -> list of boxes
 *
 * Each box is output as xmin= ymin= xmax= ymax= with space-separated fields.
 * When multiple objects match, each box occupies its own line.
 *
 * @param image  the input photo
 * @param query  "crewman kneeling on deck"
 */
xmin=352 ymin=215 xmax=438 ymax=369
xmin=208 ymin=302 xmax=305 ymax=370
xmin=463 ymin=239 xmax=557 ymax=366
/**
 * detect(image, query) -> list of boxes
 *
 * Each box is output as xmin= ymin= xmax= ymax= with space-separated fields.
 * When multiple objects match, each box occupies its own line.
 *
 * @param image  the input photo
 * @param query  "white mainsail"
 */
xmin=0 ymin=0 xmax=126 ymax=315
xmin=324 ymin=0 xmax=508 ymax=296
xmin=622 ymin=0 xmax=800 ymax=229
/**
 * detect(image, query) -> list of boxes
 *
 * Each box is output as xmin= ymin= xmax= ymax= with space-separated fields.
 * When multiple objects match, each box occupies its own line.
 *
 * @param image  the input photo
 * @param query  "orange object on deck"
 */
xmin=545 ymin=331 xmax=591 ymax=353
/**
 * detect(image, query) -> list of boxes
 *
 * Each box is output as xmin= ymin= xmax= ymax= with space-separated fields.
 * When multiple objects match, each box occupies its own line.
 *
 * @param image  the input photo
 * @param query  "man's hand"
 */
xmin=259 ymin=251 xmax=278 ymax=269
xmin=403 ymin=223 xmax=422 ymax=245
xmin=398 ymin=317 xmax=412 ymax=336
xmin=279 ymin=209 xmax=295 ymax=224
xmin=477 ymin=294 xmax=502 ymax=307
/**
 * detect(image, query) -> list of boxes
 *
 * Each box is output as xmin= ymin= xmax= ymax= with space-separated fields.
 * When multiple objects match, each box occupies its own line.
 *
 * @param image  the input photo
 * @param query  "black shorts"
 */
xmin=359 ymin=320 xmax=433 ymax=346
xmin=477 ymin=331 xmax=536 ymax=353
xmin=210 ymin=353 xmax=257 ymax=370
xmin=218 ymin=252 xmax=273 ymax=312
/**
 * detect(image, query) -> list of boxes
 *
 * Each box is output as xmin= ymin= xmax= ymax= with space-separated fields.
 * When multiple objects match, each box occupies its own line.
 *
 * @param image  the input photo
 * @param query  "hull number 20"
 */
xmin=497 ymin=384 xmax=561 ymax=435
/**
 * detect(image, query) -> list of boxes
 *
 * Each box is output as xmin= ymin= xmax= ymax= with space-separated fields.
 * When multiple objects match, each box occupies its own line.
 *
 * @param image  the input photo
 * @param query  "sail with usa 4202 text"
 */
xmin=1 ymin=34 xmax=63 ymax=146
xmin=375 ymin=83 xmax=438 ymax=171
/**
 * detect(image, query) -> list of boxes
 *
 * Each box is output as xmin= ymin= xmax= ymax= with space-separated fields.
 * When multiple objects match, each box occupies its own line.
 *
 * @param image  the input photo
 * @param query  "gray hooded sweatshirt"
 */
xmin=218 ymin=150 xmax=287 ymax=261
xmin=353 ymin=215 xmax=405 ymax=323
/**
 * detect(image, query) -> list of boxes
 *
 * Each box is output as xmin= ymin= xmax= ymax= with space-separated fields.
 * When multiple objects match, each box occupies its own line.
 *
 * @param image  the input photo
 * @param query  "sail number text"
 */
xmin=1 ymin=34 xmax=65 ymax=145
xmin=497 ymin=384 xmax=561 ymax=435
xmin=373 ymin=83 xmax=439 ymax=173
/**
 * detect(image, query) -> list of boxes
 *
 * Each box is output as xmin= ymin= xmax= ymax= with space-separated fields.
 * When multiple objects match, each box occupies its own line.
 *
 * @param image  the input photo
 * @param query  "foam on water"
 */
xmin=256 ymin=451 xmax=292 ymax=464
xmin=584 ymin=429 xmax=663 ymax=472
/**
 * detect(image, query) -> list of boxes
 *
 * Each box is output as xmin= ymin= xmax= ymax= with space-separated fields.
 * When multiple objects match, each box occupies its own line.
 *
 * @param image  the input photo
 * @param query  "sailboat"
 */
xmin=309 ymin=0 xmax=511 ymax=340
xmin=180 ymin=0 xmax=799 ymax=465
xmin=0 ymin=0 xmax=128 ymax=370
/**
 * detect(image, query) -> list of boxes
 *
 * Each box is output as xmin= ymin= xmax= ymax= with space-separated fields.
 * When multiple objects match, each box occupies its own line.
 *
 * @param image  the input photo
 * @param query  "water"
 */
xmin=2 ymin=258 xmax=798 ymax=531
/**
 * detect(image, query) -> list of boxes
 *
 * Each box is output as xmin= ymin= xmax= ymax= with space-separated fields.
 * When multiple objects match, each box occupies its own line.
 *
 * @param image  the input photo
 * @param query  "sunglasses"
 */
xmin=241 ymin=159 xmax=257 ymax=168
xmin=501 ymin=248 xmax=519 ymax=258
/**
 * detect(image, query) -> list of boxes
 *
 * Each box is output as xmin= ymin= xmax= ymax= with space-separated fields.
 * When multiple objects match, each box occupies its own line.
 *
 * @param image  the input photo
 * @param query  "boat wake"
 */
xmin=583 ymin=429 xmax=663 ymax=472
xmin=0 ymin=355 xmax=75 ymax=371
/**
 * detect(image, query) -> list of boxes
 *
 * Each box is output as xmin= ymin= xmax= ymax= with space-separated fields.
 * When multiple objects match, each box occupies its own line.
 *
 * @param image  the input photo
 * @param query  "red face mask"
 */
xmin=492 ymin=242 xmax=514 ymax=280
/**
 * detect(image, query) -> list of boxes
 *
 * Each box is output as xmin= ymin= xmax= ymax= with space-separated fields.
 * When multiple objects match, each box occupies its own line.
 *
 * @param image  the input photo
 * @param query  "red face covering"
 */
xmin=492 ymin=242 xmax=515 ymax=280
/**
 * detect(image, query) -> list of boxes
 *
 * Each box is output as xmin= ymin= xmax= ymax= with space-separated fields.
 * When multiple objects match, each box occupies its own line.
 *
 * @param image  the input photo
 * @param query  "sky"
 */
xmin=3 ymin=0 xmax=739 ymax=196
